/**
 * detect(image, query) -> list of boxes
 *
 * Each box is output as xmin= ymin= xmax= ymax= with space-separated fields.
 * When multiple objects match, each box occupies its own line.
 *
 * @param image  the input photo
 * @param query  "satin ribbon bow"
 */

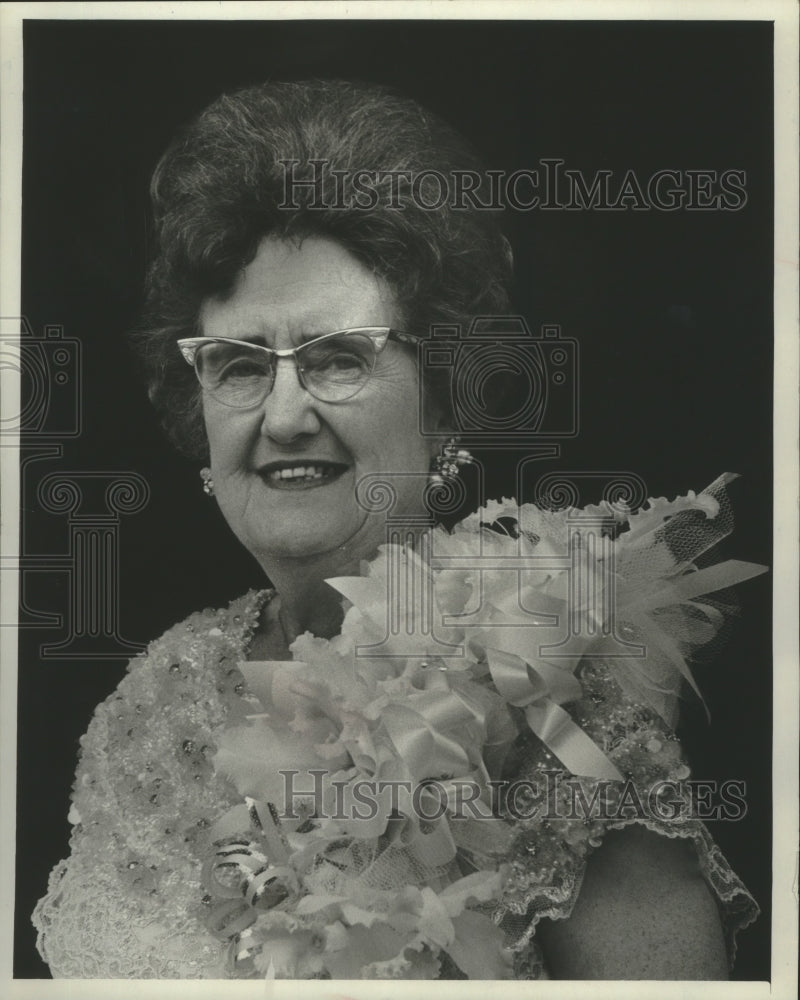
xmin=484 ymin=647 xmax=623 ymax=781
xmin=376 ymin=678 xmax=489 ymax=868
xmin=604 ymin=558 xmax=769 ymax=725
xmin=381 ymin=683 xmax=484 ymax=784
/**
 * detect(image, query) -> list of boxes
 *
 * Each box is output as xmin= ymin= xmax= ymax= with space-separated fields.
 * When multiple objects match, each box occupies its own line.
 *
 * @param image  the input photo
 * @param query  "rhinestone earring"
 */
xmin=200 ymin=467 xmax=214 ymax=496
xmin=430 ymin=438 xmax=473 ymax=485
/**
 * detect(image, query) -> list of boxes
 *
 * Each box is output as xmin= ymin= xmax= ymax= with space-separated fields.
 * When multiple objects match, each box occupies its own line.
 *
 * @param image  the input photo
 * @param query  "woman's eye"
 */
xmin=220 ymin=358 xmax=265 ymax=380
xmin=324 ymin=351 xmax=366 ymax=370
xmin=307 ymin=348 xmax=369 ymax=376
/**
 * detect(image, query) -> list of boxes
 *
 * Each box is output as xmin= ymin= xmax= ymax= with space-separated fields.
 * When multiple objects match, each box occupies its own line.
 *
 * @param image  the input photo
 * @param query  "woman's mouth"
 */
xmin=259 ymin=461 xmax=349 ymax=488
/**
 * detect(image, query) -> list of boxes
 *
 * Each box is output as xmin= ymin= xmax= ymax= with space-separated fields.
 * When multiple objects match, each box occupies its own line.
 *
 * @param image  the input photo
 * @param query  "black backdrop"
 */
xmin=15 ymin=18 xmax=772 ymax=979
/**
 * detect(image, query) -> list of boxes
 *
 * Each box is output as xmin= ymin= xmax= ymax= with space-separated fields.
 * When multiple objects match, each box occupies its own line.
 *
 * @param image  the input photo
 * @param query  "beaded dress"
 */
xmin=33 ymin=486 xmax=762 ymax=980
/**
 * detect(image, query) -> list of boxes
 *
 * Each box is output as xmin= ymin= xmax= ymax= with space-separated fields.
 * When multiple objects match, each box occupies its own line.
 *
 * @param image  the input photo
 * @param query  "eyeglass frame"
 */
xmin=177 ymin=326 xmax=423 ymax=406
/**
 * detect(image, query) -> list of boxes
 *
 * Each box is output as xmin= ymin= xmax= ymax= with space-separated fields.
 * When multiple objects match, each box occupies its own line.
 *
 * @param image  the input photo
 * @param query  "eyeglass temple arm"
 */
xmin=389 ymin=329 xmax=426 ymax=347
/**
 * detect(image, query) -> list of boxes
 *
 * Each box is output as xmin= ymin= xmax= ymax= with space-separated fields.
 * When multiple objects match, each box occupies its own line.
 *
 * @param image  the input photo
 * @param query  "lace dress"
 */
xmin=33 ymin=589 xmax=759 ymax=979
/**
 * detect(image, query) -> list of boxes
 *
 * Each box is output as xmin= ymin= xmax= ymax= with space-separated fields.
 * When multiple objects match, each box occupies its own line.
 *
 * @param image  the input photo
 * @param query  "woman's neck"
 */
xmin=274 ymin=575 xmax=346 ymax=642
xmin=254 ymin=521 xmax=434 ymax=646
xmin=257 ymin=544 xmax=364 ymax=643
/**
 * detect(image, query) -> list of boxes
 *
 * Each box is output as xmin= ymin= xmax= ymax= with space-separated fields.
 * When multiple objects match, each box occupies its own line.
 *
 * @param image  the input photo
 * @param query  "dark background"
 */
xmin=15 ymin=19 xmax=773 ymax=979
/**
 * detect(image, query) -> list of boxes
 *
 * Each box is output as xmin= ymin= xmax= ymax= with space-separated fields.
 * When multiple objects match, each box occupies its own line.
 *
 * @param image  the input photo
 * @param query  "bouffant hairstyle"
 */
xmin=134 ymin=79 xmax=514 ymax=458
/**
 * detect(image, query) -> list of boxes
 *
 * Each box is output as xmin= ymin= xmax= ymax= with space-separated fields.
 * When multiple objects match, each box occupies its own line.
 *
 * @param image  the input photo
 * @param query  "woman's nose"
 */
xmin=258 ymin=356 xmax=321 ymax=443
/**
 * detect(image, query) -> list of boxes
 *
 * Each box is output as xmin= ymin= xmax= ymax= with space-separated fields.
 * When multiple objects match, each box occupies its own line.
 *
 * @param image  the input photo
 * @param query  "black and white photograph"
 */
xmin=1 ymin=2 xmax=796 ymax=995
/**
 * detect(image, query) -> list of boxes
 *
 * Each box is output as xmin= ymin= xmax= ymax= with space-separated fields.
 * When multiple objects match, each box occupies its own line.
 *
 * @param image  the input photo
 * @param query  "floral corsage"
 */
xmin=206 ymin=474 xmax=766 ymax=979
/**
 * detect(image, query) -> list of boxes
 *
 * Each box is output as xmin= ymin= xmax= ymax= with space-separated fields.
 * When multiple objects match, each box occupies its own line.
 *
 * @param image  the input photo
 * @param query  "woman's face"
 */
xmin=200 ymin=235 xmax=441 ymax=566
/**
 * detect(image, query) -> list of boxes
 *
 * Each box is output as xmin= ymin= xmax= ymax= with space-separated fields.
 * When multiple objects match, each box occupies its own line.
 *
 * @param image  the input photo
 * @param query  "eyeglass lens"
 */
xmin=194 ymin=332 xmax=379 ymax=406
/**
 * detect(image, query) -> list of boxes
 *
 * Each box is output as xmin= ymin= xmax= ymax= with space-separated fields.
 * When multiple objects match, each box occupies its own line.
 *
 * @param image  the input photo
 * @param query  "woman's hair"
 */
xmin=134 ymin=79 xmax=514 ymax=458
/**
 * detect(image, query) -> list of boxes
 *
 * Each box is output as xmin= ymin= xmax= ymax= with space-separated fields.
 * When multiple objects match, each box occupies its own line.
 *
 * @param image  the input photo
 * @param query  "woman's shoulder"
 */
xmin=71 ymin=588 xmax=274 ymax=825
xmin=87 ymin=588 xmax=272 ymax=722
xmin=135 ymin=587 xmax=273 ymax=673
xmin=496 ymin=657 xmax=759 ymax=973
xmin=34 ymin=588 xmax=275 ymax=978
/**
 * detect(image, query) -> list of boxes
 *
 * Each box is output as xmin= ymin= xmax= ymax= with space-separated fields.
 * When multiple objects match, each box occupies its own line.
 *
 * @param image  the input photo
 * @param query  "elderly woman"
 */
xmin=33 ymin=80 xmax=759 ymax=980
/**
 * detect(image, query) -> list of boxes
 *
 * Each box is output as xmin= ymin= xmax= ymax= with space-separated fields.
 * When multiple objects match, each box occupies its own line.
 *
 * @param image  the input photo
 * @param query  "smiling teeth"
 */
xmin=267 ymin=465 xmax=335 ymax=482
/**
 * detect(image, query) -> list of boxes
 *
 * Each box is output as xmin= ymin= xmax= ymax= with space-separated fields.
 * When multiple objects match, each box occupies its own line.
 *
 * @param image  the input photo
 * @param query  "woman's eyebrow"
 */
xmin=236 ymin=332 xmax=272 ymax=345
xmin=219 ymin=324 xmax=367 ymax=347
xmin=233 ymin=330 xmax=332 ymax=346
xmin=265 ymin=327 xmax=367 ymax=345
xmin=200 ymin=325 xmax=271 ymax=346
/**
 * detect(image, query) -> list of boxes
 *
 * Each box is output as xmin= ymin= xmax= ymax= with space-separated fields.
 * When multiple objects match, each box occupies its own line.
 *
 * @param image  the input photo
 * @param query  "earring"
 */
xmin=430 ymin=438 xmax=473 ymax=485
xmin=200 ymin=467 xmax=214 ymax=496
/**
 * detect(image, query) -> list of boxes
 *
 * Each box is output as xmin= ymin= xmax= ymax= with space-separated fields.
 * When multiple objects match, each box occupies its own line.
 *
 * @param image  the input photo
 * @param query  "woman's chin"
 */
xmin=231 ymin=470 xmax=397 ymax=566
xmin=244 ymin=511 xmax=369 ymax=564
xmin=253 ymin=532 xmax=358 ymax=562
xmin=244 ymin=511 xmax=389 ymax=569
